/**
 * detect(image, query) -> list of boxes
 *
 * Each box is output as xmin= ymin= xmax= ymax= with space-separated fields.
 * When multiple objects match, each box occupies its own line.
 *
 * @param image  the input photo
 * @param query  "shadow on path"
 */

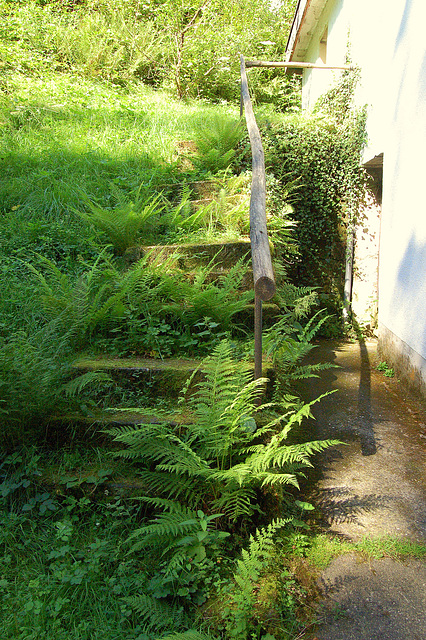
xmin=295 ymin=338 xmax=426 ymax=541
xmin=357 ymin=336 xmax=377 ymax=456
xmin=296 ymin=338 xmax=377 ymax=456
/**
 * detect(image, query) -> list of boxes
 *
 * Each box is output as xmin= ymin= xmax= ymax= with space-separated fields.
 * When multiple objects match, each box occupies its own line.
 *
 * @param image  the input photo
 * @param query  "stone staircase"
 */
xmin=60 ymin=239 xmax=280 ymax=438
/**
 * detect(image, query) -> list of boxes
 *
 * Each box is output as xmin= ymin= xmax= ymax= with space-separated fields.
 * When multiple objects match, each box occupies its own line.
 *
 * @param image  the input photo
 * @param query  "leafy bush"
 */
xmin=261 ymin=70 xmax=367 ymax=319
xmin=264 ymin=116 xmax=348 ymax=292
xmin=27 ymin=250 xmax=253 ymax=357
xmin=191 ymin=116 xmax=245 ymax=173
xmin=74 ymin=191 xmax=166 ymax=254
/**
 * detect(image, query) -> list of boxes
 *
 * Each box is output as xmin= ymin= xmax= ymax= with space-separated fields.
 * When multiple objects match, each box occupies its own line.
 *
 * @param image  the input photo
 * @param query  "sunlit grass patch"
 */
xmin=301 ymin=533 xmax=426 ymax=570
xmin=0 ymin=72 xmax=239 ymax=217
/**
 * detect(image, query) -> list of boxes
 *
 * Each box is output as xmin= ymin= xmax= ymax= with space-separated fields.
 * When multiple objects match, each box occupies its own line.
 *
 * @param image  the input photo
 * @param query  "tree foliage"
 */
xmin=0 ymin=0 xmax=299 ymax=103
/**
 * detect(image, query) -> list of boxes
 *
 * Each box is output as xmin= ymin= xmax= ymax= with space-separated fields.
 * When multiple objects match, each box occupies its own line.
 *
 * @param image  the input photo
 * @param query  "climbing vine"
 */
xmin=262 ymin=67 xmax=367 ymax=326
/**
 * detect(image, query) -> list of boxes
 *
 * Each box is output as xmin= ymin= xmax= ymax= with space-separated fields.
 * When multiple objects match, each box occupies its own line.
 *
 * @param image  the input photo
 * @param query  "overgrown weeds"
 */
xmin=0 ymin=5 xmax=379 ymax=639
xmin=0 ymin=336 xmax=340 ymax=639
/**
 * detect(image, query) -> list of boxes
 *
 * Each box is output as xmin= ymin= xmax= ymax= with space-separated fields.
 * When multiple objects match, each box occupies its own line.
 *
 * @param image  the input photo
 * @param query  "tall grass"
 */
xmin=0 ymin=73 xmax=238 ymax=217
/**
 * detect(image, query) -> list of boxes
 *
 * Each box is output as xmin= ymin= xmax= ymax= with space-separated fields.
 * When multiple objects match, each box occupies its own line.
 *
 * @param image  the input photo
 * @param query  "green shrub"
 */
xmin=192 ymin=116 xmax=245 ymax=173
xmin=74 ymin=191 xmax=166 ymax=254
xmin=27 ymin=250 xmax=252 ymax=357
xmin=263 ymin=114 xmax=366 ymax=315
xmin=264 ymin=116 xmax=347 ymax=291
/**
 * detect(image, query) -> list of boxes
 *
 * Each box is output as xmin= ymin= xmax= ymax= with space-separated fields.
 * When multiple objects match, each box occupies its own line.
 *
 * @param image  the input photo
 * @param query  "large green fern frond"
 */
xmin=234 ymin=517 xmax=291 ymax=585
xmin=135 ymin=470 xmax=199 ymax=503
xmin=75 ymin=190 xmax=165 ymax=253
xmin=124 ymin=593 xmax=188 ymax=634
xmin=212 ymin=487 xmax=256 ymax=521
xmin=158 ymin=631 xmax=216 ymax=640
xmin=127 ymin=504 xmax=201 ymax=551
xmin=110 ymin=423 xmax=211 ymax=483
xmin=187 ymin=341 xmax=252 ymax=417
xmin=192 ymin=116 xmax=244 ymax=172
xmin=61 ymin=371 xmax=114 ymax=398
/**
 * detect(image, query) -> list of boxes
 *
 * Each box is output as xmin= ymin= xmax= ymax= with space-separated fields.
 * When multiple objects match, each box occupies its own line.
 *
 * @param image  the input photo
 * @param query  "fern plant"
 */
xmin=0 ymin=326 xmax=114 ymax=445
xmin=150 ymin=521 xmax=292 ymax=640
xmin=192 ymin=116 xmax=245 ymax=173
xmin=74 ymin=188 xmax=165 ymax=253
xmin=124 ymin=503 xmax=229 ymax=624
xmin=220 ymin=518 xmax=290 ymax=639
xmin=159 ymin=255 xmax=253 ymax=329
xmin=107 ymin=342 xmax=338 ymax=636
xmin=109 ymin=341 xmax=337 ymax=522
xmin=27 ymin=249 xmax=181 ymax=350
xmin=116 ymin=254 xmax=252 ymax=357
xmin=27 ymin=248 xmax=251 ymax=357
xmin=264 ymin=284 xmax=337 ymax=397
xmin=26 ymin=251 xmax=125 ymax=349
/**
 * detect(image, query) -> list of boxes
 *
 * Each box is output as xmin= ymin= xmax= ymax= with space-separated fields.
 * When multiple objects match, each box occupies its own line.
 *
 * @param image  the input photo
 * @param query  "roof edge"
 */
xmin=286 ymin=0 xmax=328 ymax=61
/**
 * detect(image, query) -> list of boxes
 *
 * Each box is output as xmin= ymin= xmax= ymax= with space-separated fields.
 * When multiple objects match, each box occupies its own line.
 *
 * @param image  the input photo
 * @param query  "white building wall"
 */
xmin=299 ymin=0 xmax=426 ymax=393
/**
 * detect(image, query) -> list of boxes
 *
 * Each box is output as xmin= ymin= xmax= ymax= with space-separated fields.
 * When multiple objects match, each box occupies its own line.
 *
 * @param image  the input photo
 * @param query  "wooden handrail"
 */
xmin=240 ymin=55 xmax=276 ymax=379
xmin=240 ymin=55 xmax=276 ymax=302
xmin=245 ymin=59 xmax=353 ymax=71
xmin=240 ymin=56 xmax=352 ymax=379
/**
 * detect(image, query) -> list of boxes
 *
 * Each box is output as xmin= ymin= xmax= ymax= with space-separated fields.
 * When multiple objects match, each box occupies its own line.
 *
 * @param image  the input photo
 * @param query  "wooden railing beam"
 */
xmin=245 ymin=59 xmax=353 ymax=71
xmin=240 ymin=55 xmax=276 ymax=303
xmin=240 ymin=55 xmax=276 ymax=380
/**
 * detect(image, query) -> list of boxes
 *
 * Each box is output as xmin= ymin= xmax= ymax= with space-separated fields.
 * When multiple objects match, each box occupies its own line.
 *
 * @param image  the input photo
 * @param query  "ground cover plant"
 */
xmin=0 ymin=341 xmax=340 ymax=640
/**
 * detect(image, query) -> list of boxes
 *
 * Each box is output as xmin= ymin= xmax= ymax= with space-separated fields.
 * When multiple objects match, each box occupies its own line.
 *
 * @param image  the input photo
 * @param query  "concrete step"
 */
xmin=124 ymin=239 xmax=252 ymax=269
xmin=73 ymin=355 xmax=204 ymax=397
xmin=73 ymin=354 xmax=275 ymax=398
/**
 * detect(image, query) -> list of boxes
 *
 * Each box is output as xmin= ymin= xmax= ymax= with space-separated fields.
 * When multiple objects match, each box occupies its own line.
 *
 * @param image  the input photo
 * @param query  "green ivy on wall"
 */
xmin=262 ymin=68 xmax=367 ymax=322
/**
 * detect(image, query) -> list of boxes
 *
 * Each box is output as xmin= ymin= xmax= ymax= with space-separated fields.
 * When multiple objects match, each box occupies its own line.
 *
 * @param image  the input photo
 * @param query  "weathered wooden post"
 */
xmin=240 ymin=55 xmax=276 ymax=379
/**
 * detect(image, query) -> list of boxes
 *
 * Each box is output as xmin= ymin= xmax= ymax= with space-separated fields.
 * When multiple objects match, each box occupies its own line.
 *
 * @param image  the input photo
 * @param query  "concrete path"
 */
xmin=295 ymin=339 xmax=426 ymax=640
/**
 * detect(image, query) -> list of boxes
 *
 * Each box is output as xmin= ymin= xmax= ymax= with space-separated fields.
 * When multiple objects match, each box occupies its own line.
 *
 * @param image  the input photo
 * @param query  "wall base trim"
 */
xmin=378 ymin=323 xmax=426 ymax=400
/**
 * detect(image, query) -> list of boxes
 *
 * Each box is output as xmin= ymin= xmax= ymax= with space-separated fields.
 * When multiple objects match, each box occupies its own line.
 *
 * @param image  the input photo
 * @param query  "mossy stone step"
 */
xmin=124 ymin=240 xmax=252 ymax=269
xmin=73 ymin=355 xmax=275 ymax=398
xmin=52 ymin=406 xmax=193 ymax=434
xmin=233 ymin=302 xmax=281 ymax=328
xmin=74 ymin=356 xmax=204 ymax=397
xmin=48 ymin=401 xmax=195 ymax=446
xmin=93 ymin=407 xmax=193 ymax=426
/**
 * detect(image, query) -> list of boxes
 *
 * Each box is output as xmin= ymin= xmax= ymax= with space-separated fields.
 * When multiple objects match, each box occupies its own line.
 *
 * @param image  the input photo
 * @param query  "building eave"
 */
xmin=286 ymin=0 xmax=329 ymax=62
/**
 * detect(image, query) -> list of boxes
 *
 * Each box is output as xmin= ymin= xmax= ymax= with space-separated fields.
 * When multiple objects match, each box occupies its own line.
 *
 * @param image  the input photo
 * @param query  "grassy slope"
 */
xmin=0 ymin=71 xmax=238 ymax=236
xmin=0 ymin=70 xmax=241 ymax=331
